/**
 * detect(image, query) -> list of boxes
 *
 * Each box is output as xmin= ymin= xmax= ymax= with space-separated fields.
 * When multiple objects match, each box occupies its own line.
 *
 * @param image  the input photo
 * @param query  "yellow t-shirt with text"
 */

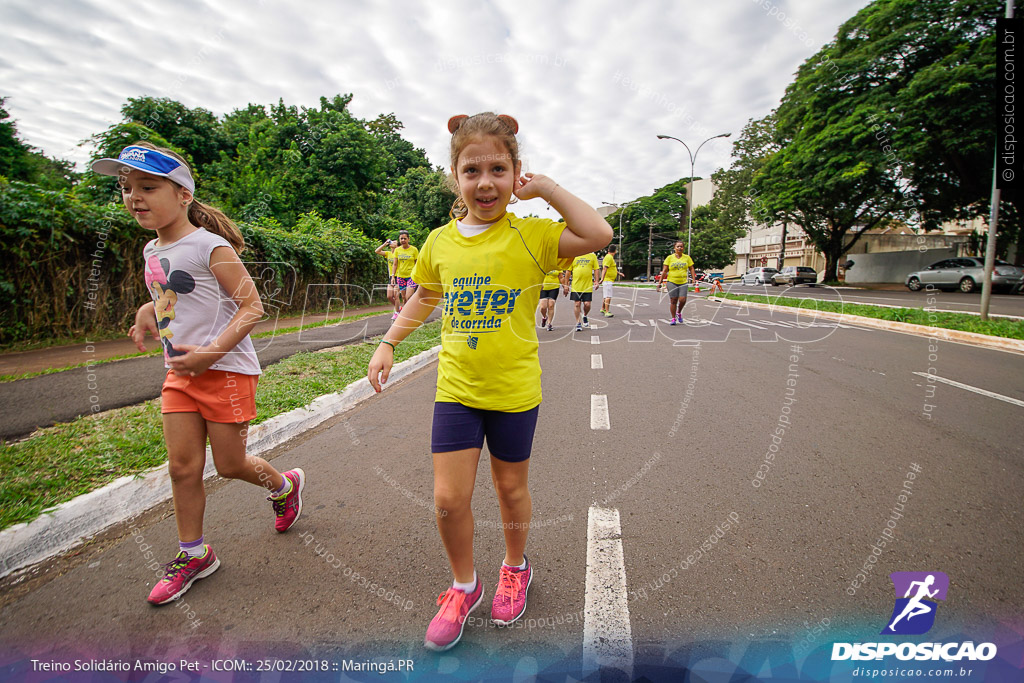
xmin=382 ymin=250 xmax=396 ymax=276
xmin=412 ymin=214 xmax=571 ymax=412
xmin=663 ymin=253 xmax=694 ymax=285
xmin=393 ymin=245 xmax=419 ymax=278
xmin=602 ymin=253 xmax=618 ymax=282
xmin=571 ymin=253 xmax=599 ymax=292
xmin=542 ymin=268 xmax=563 ymax=289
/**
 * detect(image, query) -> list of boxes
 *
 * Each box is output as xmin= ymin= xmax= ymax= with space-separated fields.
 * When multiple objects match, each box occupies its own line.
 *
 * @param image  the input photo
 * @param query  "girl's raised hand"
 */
xmin=514 ymin=172 xmax=557 ymax=202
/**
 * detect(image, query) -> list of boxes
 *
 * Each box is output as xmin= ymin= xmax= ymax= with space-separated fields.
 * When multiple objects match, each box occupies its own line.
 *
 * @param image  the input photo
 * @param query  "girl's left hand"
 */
xmin=514 ymin=172 xmax=557 ymax=202
xmin=167 ymin=344 xmax=216 ymax=377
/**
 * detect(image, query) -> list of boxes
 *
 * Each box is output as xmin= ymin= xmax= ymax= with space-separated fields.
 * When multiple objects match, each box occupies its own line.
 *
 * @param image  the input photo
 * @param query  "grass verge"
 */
xmin=716 ymin=293 xmax=1024 ymax=340
xmin=0 ymin=309 xmax=388 ymax=384
xmin=0 ymin=320 xmax=442 ymax=532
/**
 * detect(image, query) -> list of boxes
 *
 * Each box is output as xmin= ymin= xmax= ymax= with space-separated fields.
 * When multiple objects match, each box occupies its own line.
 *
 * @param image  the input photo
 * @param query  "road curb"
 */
xmin=709 ymin=298 xmax=1024 ymax=355
xmin=0 ymin=346 xmax=440 ymax=579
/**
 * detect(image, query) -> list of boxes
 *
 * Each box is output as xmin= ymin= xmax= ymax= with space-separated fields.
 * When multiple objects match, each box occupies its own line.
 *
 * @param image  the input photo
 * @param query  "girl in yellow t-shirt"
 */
xmin=392 ymin=230 xmax=419 ymax=307
xmin=374 ymin=238 xmax=401 ymax=319
xmin=367 ymin=112 xmax=612 ymax=651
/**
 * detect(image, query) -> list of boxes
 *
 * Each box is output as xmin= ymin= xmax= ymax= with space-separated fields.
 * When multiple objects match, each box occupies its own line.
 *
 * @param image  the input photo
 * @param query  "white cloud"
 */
xmin=0 ymin=0 xmax=873 ymax=213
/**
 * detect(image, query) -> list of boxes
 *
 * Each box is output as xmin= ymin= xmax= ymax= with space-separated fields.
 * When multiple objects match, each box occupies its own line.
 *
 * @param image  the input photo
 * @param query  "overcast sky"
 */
xmin=1 ymin=0 xmax=873 ymax=216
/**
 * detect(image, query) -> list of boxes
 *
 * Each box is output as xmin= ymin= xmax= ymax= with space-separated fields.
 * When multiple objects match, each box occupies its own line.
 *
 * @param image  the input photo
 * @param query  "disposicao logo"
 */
xmin=882 ymin=571 xmax=948 ymax=635
xmin=831 ymin=571 xmax=997 ymax=662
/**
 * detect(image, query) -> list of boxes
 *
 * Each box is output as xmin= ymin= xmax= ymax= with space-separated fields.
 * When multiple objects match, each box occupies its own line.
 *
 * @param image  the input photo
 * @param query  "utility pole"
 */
xmin=647 ymin=222 xmax=654 ymax=281
xmin=777 ymin=222 xmax=788 ymax=270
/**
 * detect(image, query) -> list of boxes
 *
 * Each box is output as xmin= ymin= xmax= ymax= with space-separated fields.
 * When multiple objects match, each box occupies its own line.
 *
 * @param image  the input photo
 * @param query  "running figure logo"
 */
xmin=881 ymin=571 xmax=949 ymax=635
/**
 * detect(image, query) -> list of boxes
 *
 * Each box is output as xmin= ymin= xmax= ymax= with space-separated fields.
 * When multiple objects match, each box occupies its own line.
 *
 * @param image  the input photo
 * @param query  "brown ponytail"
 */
xmin=131 ymin=140 xmax=245 ymax=253
xmin=188 ymin=199 xmax=245 ymax=253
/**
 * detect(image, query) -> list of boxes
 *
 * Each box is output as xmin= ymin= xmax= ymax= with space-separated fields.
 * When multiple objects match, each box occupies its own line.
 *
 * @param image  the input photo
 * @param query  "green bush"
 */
xmin=0 ymin=179 xmax=387 ymax=346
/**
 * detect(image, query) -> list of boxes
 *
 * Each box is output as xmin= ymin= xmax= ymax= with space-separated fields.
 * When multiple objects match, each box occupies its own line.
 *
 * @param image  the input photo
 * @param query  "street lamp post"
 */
xmin=601 ymin=200 xmax=631 ymax=273
xmin=657 ymin=132 xmax=731 ymax=256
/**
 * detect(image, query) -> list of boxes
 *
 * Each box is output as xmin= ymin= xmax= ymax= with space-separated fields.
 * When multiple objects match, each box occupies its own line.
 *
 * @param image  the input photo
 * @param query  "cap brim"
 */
xmin=90 ymin=157 xmax=144 ymax=177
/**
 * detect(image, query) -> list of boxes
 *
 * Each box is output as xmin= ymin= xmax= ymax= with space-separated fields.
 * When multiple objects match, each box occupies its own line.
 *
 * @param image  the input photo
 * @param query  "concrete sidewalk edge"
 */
xmin=0 ymin=345 xmax=441 ymax=579
xmin=709 ymin=297 xmax=1024 ymax=355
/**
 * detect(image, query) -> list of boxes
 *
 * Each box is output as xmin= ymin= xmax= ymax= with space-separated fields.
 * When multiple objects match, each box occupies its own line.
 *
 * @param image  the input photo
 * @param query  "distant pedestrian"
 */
xmin=393 ymin=230 xmax=419 ymax=308
xmin=659 ymin=241 xmax=696 ymax=325
xmin=570 ymin=251 xmax=599 ymax=330
xmin=374 ymin=238 xmax=401 ymax=319
xmin=92 ymin=142 xmax=304 ymax=606
xmin=537 ymin=267 xmax=568 ymax=331
xmin=598 ymin=244 xmax=618 ymax=317
xmin=367 ymin=112 xmax=611 ymax=651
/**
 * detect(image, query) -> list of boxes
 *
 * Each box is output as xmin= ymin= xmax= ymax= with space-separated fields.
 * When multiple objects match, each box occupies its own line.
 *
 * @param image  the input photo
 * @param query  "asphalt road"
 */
xmin=725 ymin=281 xmax=1024 ymax=317
xmin=0 ymin=311 xmax=438 ymax=440
xmin=1 ymin=286 xmax=1021 ymax=678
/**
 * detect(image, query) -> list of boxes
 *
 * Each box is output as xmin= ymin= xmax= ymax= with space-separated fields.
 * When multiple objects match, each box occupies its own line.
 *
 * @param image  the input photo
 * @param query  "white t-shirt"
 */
xmin=143 ymin=229 xmax=262 ymax=376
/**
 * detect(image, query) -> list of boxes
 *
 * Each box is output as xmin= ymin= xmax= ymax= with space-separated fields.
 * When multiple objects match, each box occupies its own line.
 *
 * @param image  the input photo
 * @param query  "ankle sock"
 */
xmin=180 ymin=537 xmax=205 ymax=559
xmin=503 ymin=559 xmax=528 ymax=571
xmin=271 ymin=476 xmax=292 ymax=499
xmin=453 ymin=572 xmax=477 ymax=593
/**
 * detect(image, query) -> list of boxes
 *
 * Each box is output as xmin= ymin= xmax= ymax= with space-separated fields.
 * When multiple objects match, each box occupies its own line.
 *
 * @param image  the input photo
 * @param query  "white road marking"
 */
xmin=592 ymin=354 xmax=603 ymax=369
xmin=591 ymin=336 xmax=600 ymax=344
xmin=591 ymin=394 xmax=610 ymax=429
xmin=911 ymin=373 xmax=1024 ymax=408
xmin=583 ymin=506 xmax=633 ymax=678
xmin=728 ymin=318 xmax=767 ymax=330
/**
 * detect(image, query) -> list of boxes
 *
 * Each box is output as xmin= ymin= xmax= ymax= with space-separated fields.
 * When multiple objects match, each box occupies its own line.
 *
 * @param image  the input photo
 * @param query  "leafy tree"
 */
xmin=605 ymin=178 xmax=692 ymax=276
xmin=120 ymin=97 xmax=227 ymax=170
xmin=689 ymin=204 xmax=745 ymax=269
xmin=366 ymin=112 xmax=430 ymax=182
xmin=0 ymin=98 xmax=77 ymax=190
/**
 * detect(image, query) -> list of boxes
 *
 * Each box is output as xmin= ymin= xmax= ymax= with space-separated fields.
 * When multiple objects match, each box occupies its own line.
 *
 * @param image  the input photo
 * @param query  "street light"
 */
xmin=657 ymin=132 xmax=731 ymax=255
xmin=601 ymin=200 xmax=632 ymax=267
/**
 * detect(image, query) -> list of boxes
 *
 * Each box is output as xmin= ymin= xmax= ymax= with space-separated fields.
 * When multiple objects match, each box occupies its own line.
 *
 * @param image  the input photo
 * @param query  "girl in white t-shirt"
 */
xmin=92 ymin=142 xmax=305 ymax=606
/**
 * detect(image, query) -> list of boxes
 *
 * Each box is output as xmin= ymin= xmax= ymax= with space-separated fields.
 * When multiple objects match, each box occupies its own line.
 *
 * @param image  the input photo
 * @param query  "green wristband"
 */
xmin=380 ymin=339 xmax=397 ymax=352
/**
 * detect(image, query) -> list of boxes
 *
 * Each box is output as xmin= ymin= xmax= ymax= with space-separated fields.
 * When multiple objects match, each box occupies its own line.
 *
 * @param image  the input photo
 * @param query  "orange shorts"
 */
xmin=161 ymin=369 xmax=259 ymax=423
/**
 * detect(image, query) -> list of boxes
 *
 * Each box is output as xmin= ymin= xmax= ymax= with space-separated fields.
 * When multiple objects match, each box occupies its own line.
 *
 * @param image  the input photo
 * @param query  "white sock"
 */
xmin=453 ymin=572 xmax=477 ymax=593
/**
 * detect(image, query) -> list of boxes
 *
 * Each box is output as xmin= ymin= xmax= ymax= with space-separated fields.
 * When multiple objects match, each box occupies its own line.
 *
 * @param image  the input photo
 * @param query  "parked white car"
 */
xmin=740 ymin=267 xmax=778 ymax=285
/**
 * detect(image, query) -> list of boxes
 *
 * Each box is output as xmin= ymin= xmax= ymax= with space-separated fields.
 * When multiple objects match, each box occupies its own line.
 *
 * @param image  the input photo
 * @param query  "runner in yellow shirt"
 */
xmin=659 ymin=240 xmax=696 ymax=326
xmin=367 ymin=112 xmax=612 ymax=651
xmin=597 ymin=244 xmax=619 ymax=317
xmin=374 ymin=238 xmax=401 ymax=319
xmin=570 ymin=251 xmax=599 ymax=331
xmin=536 ymin=266 xmax=568 ymax=331
xmin=392 ymin=230 xmax=419 ymax=308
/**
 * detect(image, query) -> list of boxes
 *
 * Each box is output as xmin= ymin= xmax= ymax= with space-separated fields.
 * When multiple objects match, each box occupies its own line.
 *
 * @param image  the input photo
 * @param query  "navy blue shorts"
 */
xmin=431 ymin=402 xmax=539 ymax=462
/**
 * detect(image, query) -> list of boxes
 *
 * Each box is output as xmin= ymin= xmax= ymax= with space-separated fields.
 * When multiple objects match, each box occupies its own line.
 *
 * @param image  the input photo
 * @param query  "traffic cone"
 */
xmin=695 ymin=284 xmax=700 ymax=293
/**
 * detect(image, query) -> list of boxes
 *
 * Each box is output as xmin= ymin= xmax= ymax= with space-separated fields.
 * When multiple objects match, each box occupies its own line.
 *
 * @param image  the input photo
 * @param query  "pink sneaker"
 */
xmin=424 ymin=582 xmax=483 ymax=651
xmin=391 ymin=312 xmax=399 ymax=320
xmin=270 ymin=468 xmax=305 ymax=532
xmin=491 ymin=556 xmax=533 ymax=625
xmin=147 ymin=546 xmax=220 ymax=605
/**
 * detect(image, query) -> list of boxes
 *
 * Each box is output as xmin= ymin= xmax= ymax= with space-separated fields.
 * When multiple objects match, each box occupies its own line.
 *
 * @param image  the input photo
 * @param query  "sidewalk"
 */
xmin=0 ymin=304 xmax=393 ymax=378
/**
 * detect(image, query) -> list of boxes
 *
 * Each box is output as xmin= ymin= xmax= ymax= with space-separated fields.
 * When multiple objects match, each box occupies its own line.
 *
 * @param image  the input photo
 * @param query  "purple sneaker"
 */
xmin=424 ymin=582 xmax=483 ymax=651
xmin=491 ymin=556 xmax=533 ymax=625
xmin=147 ymin=546 xmax=220 ymax=605
xmin=270 ymin=468 xmax=305 ymax=532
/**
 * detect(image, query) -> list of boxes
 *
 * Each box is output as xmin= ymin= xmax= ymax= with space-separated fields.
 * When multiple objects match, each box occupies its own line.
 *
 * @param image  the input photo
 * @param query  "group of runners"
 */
xmin=377 ymin=238 xmax=703 ymax=330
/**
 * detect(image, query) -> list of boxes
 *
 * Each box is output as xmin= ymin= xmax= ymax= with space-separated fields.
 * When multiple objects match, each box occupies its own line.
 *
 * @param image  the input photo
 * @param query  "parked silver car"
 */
xmin=905 ymin=257 xmax=1024 ymax=293
xmin=771 ymin=266 xmax=818 ymax=286
xmin=741 ymin=267 xmax=778 ymax=285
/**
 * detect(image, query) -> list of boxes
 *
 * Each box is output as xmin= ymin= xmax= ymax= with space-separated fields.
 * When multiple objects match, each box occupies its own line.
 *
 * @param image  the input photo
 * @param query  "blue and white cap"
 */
xmin=91 ymin=145 xmax=195 ymax=193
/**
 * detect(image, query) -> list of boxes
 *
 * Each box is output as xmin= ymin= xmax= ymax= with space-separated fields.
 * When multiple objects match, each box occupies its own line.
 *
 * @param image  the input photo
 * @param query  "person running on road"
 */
xmin=367 ymin=113 xmax=611 ymax=651
xmin=375 ymin=238 xmax=402 ymax=319
xmin=93 ymin=142 xmax=304 ymax=606
xmin=393 ymin=230 xmax=419 ymax=309
xmin=597 ymin=244 xmax=619 ymax=317
xmin=659 ymin=241 xmax=696 ymax=326
xmin=537 ymin=267 xmax=567 ymax=331
xmin=570 ymin=250 xmax=599 ymax=331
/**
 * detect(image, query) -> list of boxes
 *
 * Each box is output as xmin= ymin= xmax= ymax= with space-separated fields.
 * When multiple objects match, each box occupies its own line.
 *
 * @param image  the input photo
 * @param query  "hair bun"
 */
xmin=447 ymin=115 xmax=469 ymax=134
xmin=497 ymin=115 xmax=519 ymax=134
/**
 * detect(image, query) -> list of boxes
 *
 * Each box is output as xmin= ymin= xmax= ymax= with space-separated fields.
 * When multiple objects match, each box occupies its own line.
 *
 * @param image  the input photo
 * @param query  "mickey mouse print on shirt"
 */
xmin=144 ymin=254 xmax=195 ymax=358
